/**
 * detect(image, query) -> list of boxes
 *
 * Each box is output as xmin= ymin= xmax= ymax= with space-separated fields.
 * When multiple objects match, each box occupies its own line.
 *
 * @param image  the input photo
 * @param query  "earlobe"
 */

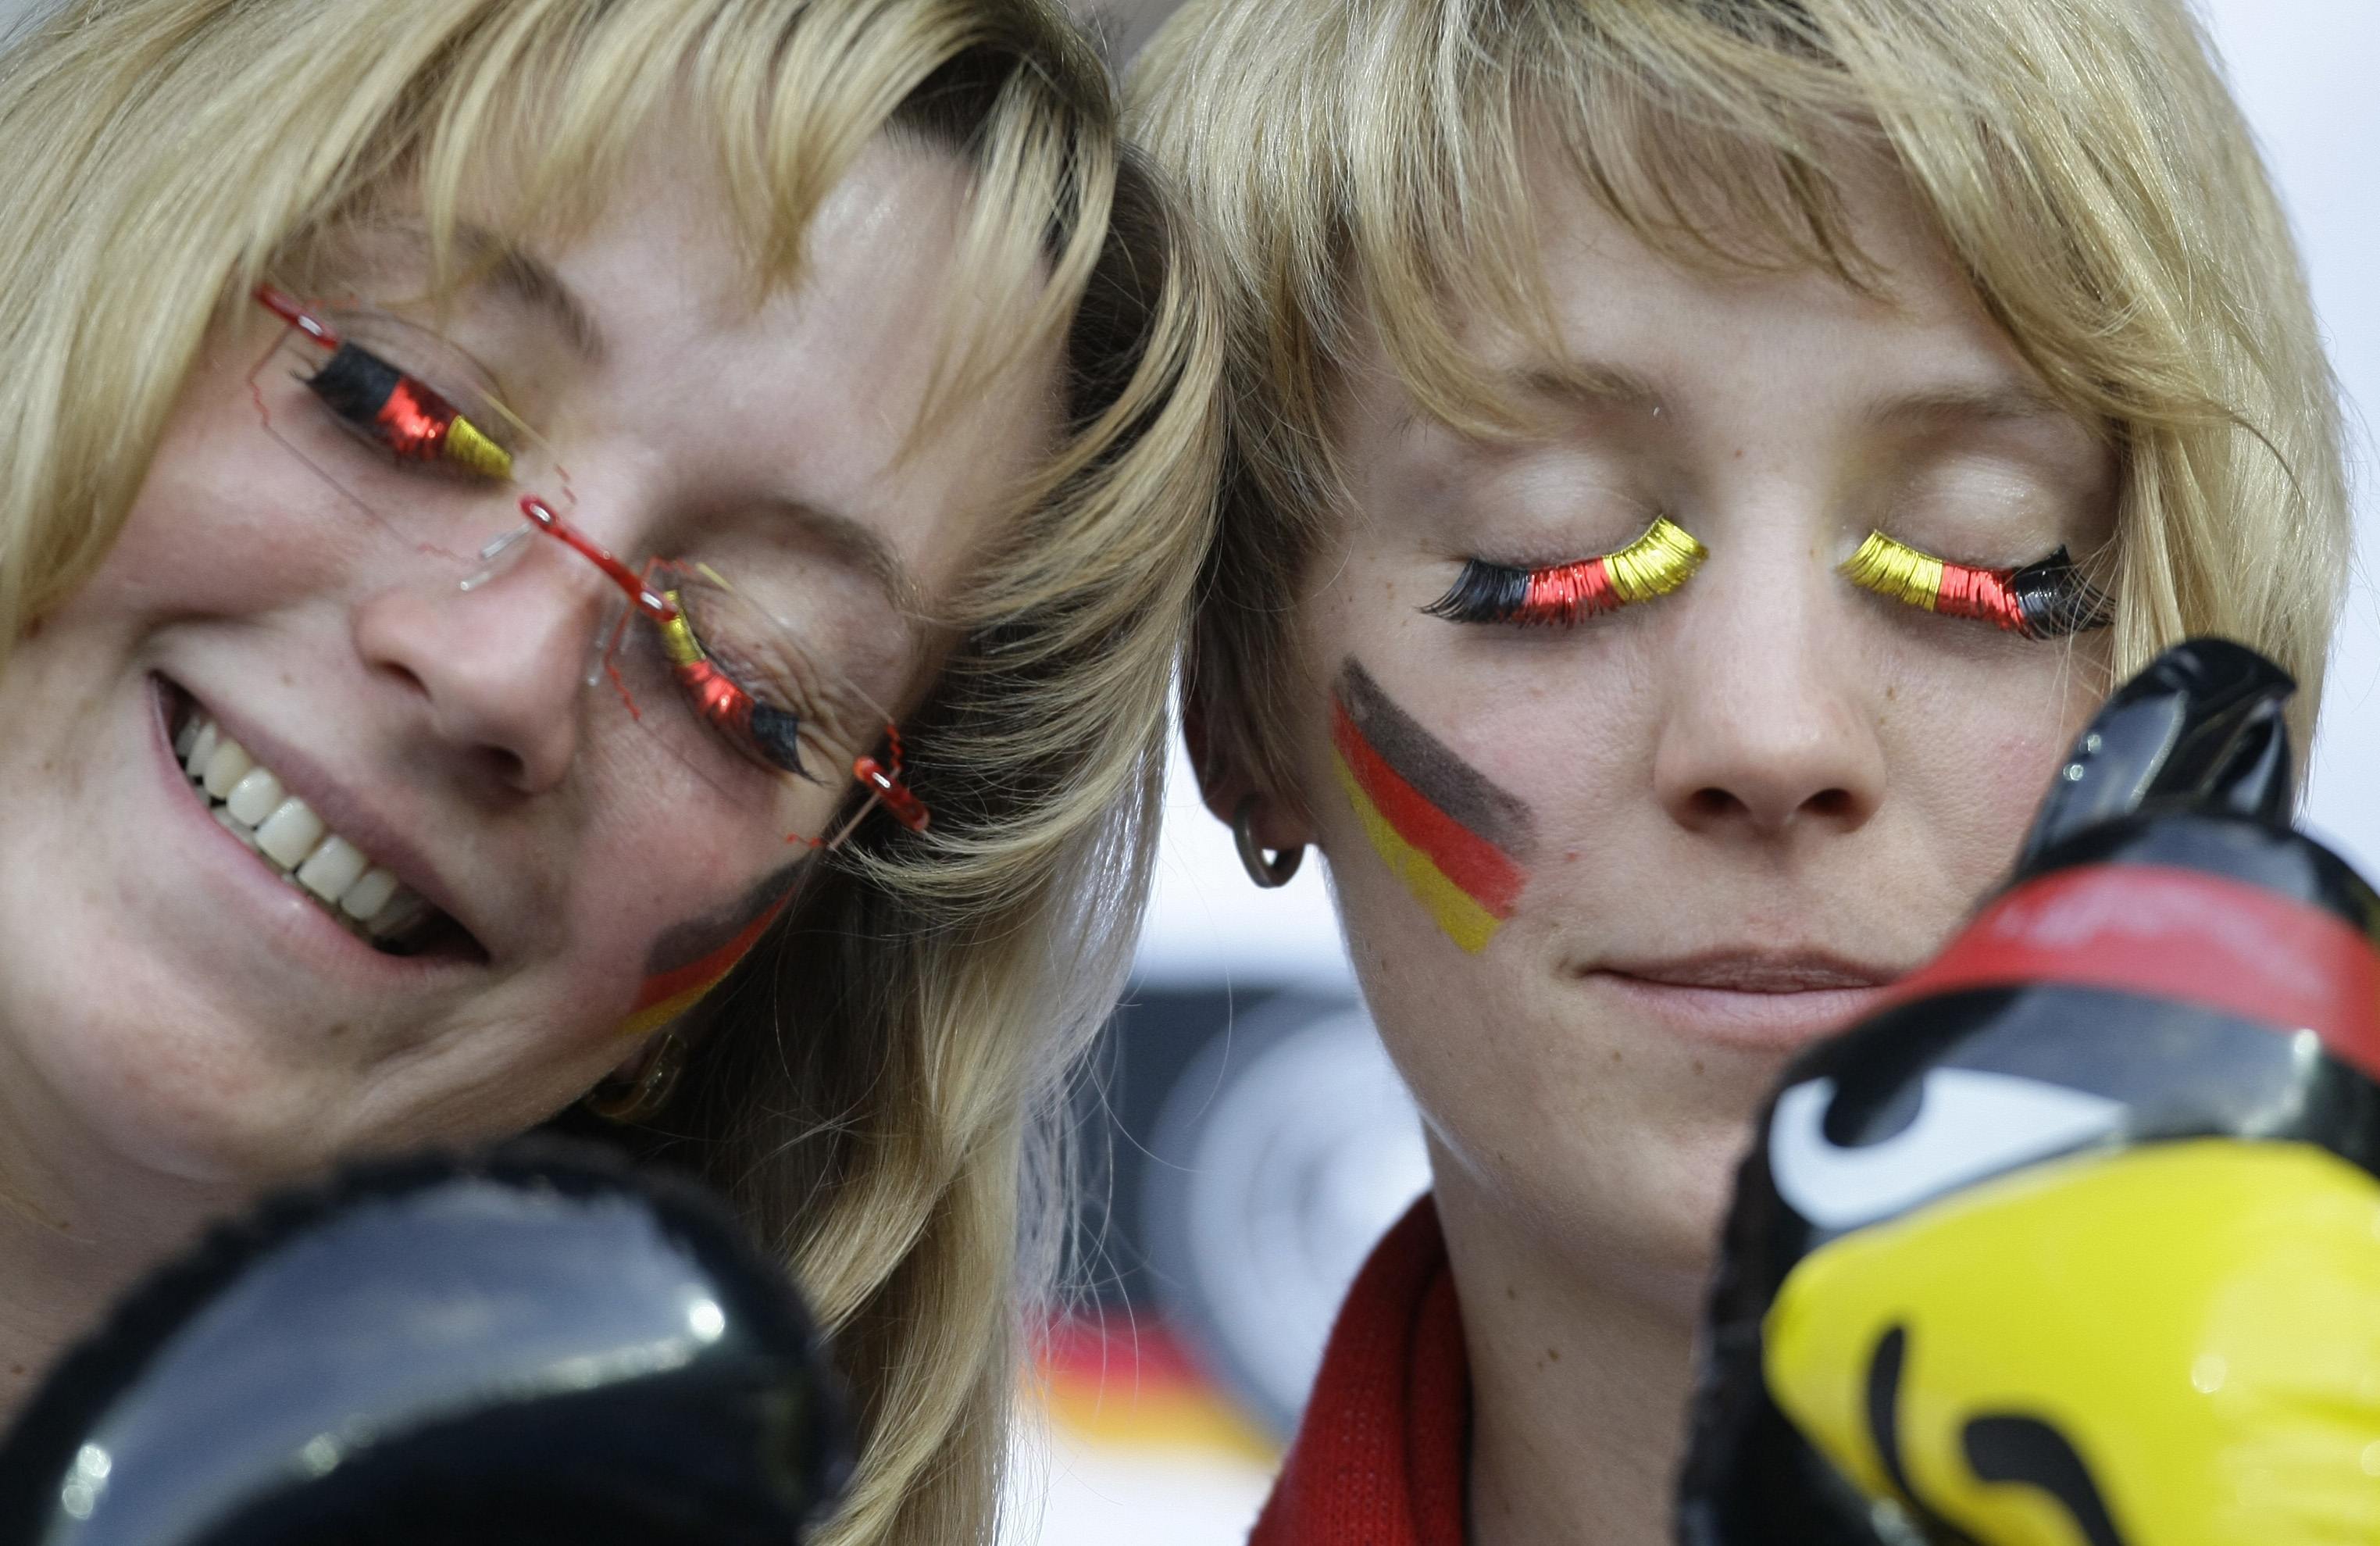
xmin=585 ymin=1029 xmax=689 ymax=1125
xmin=1183 ymin=694 xmax=1316 ymax=853
xmin=1182 ymin=692 xmax=1239 ymax=825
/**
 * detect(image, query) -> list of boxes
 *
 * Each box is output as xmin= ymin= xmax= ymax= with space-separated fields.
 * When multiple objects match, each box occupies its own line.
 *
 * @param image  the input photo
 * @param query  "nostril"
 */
xmin=376 ymin=659 xmax=430 ymax=700
xmin=1805 ymin=787 xmax=1857 ymax=820
xmin=1690 ymin=787 xmax=1744 ymax=821
xmin=474 ymin=744 xmax=530 ymax=789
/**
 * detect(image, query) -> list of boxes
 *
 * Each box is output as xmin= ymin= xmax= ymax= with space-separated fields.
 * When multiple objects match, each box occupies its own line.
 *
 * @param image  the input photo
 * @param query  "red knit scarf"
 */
xmin=1250 ymin=1195 xmax=1470 ymax=1546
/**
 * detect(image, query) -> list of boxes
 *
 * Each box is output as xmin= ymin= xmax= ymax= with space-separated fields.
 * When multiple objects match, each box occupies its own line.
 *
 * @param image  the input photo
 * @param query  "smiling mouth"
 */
xmin=166 ymin=690 xmax=480 ymax=960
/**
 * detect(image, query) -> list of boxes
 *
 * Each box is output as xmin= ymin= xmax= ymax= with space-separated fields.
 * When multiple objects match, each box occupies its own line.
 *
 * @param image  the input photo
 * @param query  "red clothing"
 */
xmin=1250 ymin=1195 xmax=1470 ymax=1545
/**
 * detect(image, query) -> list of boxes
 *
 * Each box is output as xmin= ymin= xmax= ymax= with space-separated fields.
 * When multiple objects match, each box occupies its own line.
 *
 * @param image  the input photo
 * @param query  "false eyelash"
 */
xmin=1425 ymin=516 xmax=1708 ymax=627
xmin=652 ymin=597 xmax=818 ymax=781
xmin=305 ymin=344 xmax=514 ymax=480
xmin=1841 ymin=530 xmax=2111 ymax=641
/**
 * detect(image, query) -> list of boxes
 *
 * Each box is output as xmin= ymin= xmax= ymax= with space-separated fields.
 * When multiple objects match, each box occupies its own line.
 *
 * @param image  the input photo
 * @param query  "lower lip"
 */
xmin=148 ymin=676 xmax=463 ymax=988
xmin=1591 ymin=972 xmax=1891 ymax=1054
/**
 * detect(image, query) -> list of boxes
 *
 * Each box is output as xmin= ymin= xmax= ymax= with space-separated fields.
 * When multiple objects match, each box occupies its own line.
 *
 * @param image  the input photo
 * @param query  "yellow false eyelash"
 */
xmin=1842 ymin=530 xmax=2112 ymax=641
xmin=442 ymin=416 xmax=512 ymax=480
xmin=1426 ymin=516 xmax=1708 ymax=626
xmin=1605 ymin=517 xmax=1708 ymax=603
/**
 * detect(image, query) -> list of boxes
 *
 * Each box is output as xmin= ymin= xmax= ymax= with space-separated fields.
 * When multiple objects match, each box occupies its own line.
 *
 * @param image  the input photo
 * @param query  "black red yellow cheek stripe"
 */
xmin=619 ymin=891 xmax=794 ymax=1040
xmin=1330 ymin=659 xmax=1536 ymax=952
xmin=1426 ymin=517 xmax=1707 ymax=626
xmin=1841 ymin=530 xmax=2111 ymax=640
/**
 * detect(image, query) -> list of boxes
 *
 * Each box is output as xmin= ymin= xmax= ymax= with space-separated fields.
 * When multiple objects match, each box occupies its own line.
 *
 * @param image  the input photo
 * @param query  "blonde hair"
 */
xmin=0 ymin=2 xmax=1221 ymax=1542
xmin=1130 ymin=0 xmax=2350 ymax=793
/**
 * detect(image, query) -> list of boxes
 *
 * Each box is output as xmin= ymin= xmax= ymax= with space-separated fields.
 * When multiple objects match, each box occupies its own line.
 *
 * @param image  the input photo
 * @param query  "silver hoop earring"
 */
xmin=1233 ymin=794 xmax=1304 ymax=888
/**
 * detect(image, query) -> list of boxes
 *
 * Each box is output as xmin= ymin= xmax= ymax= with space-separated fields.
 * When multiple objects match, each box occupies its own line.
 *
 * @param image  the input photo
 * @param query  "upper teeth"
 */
xmin=176 ymin=713 xmax=431 ymax=942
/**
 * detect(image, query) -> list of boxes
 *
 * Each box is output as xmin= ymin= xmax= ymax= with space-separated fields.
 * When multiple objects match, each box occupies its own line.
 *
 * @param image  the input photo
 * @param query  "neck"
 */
xmin=0 ymin=1116 xmax=241 ymax=1429
xmin=1433 ymin=1162 xmax=1702 ymax=1546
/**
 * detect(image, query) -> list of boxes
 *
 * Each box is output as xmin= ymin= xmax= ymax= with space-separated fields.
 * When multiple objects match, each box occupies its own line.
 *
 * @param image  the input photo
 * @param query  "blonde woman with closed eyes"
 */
xmin=0 ymin=2 xmax=1222 ymax=1542
xmin=1133 ymin=1 xmax=2347 ymax=1541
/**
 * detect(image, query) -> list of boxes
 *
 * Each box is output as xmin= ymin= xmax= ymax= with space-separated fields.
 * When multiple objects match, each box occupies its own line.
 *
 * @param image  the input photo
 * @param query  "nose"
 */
xmin=1650 ymin=545 xmax=1887 ymax=839
xmin=353 ymin=534 xmax=608 ymax=794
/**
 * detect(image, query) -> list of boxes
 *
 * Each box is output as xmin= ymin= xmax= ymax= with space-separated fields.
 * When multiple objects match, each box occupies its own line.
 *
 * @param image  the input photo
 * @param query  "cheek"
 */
xmin=88 ymin=410 xmax=362 ymax=625
xmin=1886 ymin=657 xmax=2097 ymax=901
xmin=550 ymin=809 xmax=807 ymax=1033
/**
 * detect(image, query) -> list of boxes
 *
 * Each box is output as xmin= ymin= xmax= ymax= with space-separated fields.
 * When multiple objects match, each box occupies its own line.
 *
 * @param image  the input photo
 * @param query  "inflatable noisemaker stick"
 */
xmin=1677 ymin=639 xmax=2380 ymax=1546
xmin=0 ymin=1143 xmax=851 ymax=1546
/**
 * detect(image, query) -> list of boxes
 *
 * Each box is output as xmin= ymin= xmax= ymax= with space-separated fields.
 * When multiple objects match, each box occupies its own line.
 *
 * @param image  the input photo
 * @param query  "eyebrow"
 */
xmin=1860 ymin=380 xmax=2068 ymax=433
xmin=442 ymin=220 xmax=608 ymax=365
xmin=1499 ymin=360 xmax=1671 ymax=419
xmin=769 ymin=497 xmax=926 ymax=622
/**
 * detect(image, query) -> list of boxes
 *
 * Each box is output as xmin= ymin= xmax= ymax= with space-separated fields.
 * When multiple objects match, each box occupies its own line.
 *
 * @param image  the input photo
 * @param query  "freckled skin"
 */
xmin=0 ymin=136 xmax=1056 ymax=1198
xmin=1206 ymin=151 xmax=2116 ymax=1546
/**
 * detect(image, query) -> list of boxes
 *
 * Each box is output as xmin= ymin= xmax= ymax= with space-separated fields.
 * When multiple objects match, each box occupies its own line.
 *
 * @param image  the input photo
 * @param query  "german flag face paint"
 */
xmin=1425 ymin=516 xmax=1707 ymax=627
xmin=617 ymin=866 xmax=801 ymax=1039
xmin=1841 ymin=530 xmax=2111 ymax=641
xmin=1329 ymin=659 xmax=1536 ymax=952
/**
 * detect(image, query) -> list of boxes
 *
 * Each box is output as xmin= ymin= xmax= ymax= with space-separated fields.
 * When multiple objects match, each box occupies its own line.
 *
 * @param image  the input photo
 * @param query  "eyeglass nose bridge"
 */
xmin=450 ymin=497 xmax=658 ymax=697
xmin=482 ymin=496 xmax=679 ymax=620
xmin=468 ymin=495 xmax=934 ymax=842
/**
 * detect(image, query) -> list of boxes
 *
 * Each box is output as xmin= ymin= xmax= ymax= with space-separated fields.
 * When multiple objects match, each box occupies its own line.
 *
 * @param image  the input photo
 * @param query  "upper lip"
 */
xmin=171 ymin=680 xmax=487 ymax=955
xmin=1595 ymin=950 xmax=1904 ymax=993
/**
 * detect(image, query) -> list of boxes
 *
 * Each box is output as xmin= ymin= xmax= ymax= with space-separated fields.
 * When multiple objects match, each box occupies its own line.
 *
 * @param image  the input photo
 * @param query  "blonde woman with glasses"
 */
xmin=0 ymin=2 xmax=1221 ymax=1542
xmin=1133 ymin=0 xmax=2348 ymax=1541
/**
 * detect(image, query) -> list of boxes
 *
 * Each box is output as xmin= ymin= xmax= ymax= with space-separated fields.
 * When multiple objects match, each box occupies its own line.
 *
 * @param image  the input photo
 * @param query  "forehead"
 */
xmin=321 ymin=136 xmax=1062 ymax=698
xmin=1326 ymin=145 xmax=2114 ymax=525
xmin=1481 ymin=149 xmax=2041 ymax=429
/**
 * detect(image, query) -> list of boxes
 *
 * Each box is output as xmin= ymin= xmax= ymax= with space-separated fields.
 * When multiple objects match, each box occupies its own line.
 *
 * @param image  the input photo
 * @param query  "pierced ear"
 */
xmin=1182 ymin=693 xmax=1241 ymax=825
xmin=1183 ymin=694 xmax=1315 ymax=853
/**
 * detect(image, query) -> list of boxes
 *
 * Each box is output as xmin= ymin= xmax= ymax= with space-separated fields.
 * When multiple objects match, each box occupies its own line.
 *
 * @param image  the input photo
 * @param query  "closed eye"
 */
xmin=302 ymin=341 xmax=516 ymax=482
xmin=1424 ymin=516 xmax=1706 ymax=627
xmin=1840 ymin=530 xmax=2111 ymax=640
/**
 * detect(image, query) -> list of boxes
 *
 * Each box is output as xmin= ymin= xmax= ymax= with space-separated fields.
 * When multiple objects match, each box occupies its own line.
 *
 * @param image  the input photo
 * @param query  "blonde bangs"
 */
xmin=0 ymin=4 xmax=1228 ymax=1544
xmin=1134 ymin=0 xmax=2347 ymax=778
xmin=397 ymin=0 xmax=1107 ymax=458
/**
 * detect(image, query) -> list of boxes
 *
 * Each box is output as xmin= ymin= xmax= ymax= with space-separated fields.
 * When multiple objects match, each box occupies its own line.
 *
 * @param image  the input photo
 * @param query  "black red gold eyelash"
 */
xmin=653 ymin=596 xmax=816 ymax=781
xmin=256 ymin=287 xmax=512 ymax=479
xmin=305 ymin=345 xmax=513 ymax=480
xmin=1841 ymin=530 xmax=2111 ymax=641
xmin=1425 ymin=517 xmax=1707 ymax=626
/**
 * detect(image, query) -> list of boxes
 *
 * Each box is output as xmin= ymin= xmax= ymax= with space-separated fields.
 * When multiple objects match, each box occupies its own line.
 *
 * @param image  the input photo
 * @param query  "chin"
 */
xmin=1433 ymin=1080 xmax=1762 ymax=1320
xmin=11 ymin=986 xmax=343 ymax=1192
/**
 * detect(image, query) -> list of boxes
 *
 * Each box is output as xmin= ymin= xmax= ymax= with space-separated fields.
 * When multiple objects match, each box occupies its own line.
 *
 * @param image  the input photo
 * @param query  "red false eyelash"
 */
xmin=1842 ymin=531 xmax=2111 ymax=641
xmin=255 ymin=285 xmax=512 ymax=479
xmin=1426 ymin=518 xmax=1708 ymax=627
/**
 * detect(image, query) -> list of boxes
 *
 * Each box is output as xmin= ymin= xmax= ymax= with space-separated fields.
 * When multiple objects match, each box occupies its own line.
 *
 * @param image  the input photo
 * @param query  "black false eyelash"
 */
xmin=1424 ymin=560 xmax=1537 ymax=624
xmin=1424 ymin=519 xmax=1709 ymax=627
xmin=2000 ymin=549 xmax=2114 ymax=639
